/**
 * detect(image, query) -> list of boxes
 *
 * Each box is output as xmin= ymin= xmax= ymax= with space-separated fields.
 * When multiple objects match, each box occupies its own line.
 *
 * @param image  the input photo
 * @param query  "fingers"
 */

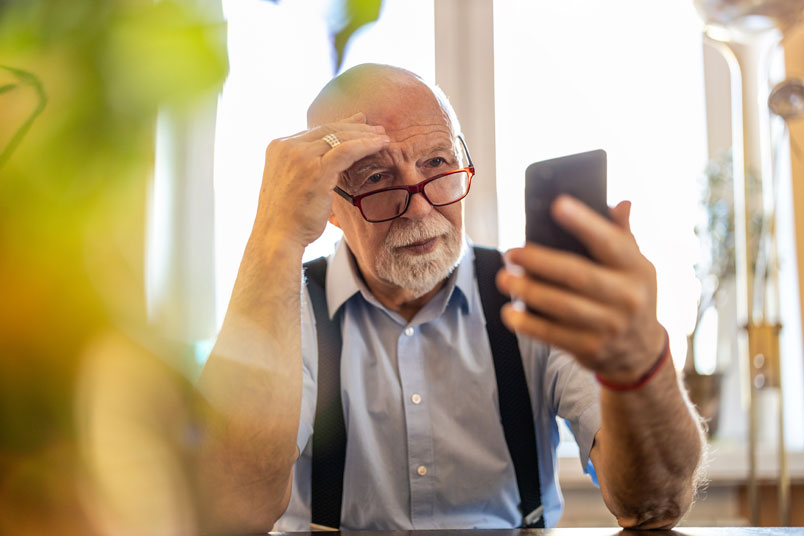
xmin=504 ymin=244 xmax=642 ymax=310
xmin=292 ymin=114 xmax=390 ymax=174
xmin=270 ymin=119 xmax=390 ymax=189
xmin=502 ymin=196 xmax=663 ymax=377
xmin=609 ymin=200 xmax=632 ymax=232
xmin=321 ymin=134 xmax=390 ymax=174
xmin=551 ymin=195 xmax=638 ymax=268
xmin=291 ymin=127 xmax=386 ymax=158
xmin=496 ymin=268 xmax=627 ymax=335
xmin=500 ymin=303 xmax=608 ymax=364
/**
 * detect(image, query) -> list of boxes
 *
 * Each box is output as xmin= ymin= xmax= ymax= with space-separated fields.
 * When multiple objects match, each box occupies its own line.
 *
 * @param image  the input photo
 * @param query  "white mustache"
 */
xmin=384 ymin=215 xmax=451 ymax=248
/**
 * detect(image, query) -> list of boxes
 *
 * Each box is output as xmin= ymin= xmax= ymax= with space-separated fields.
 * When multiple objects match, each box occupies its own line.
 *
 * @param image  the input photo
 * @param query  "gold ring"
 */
xmin=322 ymin=133 xmax=340 ymax=149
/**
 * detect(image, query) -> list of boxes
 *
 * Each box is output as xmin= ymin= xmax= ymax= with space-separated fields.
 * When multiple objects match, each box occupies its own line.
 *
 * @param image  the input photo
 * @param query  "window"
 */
xmin=493 ymin=0 xmax=803 ymax=449
xmin=494 ymin=1 xmax=708 ymax=370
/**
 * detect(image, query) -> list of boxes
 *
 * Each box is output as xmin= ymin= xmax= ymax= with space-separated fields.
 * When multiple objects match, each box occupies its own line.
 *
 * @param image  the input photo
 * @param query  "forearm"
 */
xmin=196 ymin=232 xmax=306 ymax=533
xmin=191 ymin=115 xmax=389 ymax=532
xmin=594 ymin=362 xmax=705 ymax=529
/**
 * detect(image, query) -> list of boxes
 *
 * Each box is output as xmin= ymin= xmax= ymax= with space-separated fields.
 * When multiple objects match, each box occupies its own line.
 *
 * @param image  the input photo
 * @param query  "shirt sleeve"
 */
xmin=543 ymin=344 xmax=601 ymax=473
xmin=297 ymin=283 xmax=318 ymax=454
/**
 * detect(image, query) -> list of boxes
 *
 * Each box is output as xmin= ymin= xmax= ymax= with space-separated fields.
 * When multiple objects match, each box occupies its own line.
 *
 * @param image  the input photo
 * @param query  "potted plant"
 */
xmin=686 ymin=149 xmax=764 ymax=437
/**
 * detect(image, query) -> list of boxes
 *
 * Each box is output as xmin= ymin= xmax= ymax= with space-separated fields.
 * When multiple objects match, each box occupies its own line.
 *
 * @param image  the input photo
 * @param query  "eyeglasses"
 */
xmin=333 ymin=135 xmax=475 ymax=223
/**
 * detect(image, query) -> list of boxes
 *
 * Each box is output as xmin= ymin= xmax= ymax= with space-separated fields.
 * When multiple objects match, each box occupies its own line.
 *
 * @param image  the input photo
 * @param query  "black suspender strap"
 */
xmin=472 ymin=246 xmax=544 ymax=528
xmin=306 ymin=247 xmax=543 ymax=529
xmin=305 ymin=257 xmax=346 ymax=529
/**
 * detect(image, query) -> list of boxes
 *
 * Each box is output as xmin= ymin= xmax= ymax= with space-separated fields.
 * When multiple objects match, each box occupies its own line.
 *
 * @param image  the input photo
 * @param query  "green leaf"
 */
xmin=0 ymin=66 xmax=46 ymax=170
xmin=330 ymin=0 xmax=383 ymax=73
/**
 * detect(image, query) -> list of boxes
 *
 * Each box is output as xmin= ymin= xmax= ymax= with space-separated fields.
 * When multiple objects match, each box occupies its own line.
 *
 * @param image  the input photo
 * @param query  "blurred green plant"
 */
xmin=0 ymin=0 xmax=384 ymax=530
xmin=0 ymin=65 xmax=45 ymax=169
xmin=0 ymin=0 xmax=227 ymax=531
xmin=329 ymin=0 xmax=383 ymax=72
xmin=263 ymin=0 xmax=383 ymax=72
xmin=691 ymin=150 xmax=765 ymax=356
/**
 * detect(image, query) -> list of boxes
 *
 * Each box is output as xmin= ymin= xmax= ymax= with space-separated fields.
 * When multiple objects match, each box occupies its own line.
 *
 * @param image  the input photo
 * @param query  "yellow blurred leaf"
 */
xmin=102 ymin=1 xmax=228 ymax=113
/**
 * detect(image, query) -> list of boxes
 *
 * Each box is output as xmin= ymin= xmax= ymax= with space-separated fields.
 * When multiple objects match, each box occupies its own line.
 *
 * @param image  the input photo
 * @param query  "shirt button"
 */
xmin=411 ymin=393 xmax=422 ymax=404
xmin=417 ymin=465 xmax=428 ymax=476
xmin=404 ymin=327 xmax=414 ymax=336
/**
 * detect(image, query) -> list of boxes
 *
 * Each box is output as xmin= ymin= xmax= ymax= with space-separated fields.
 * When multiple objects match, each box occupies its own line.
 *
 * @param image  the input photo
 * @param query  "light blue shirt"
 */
xmin=275 ymin=240 xmax=601 ymax=530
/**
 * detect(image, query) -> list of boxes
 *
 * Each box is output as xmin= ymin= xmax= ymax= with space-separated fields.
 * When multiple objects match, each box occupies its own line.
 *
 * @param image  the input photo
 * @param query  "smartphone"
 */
xmin=525 ymin=149 xmax=608 ymax=260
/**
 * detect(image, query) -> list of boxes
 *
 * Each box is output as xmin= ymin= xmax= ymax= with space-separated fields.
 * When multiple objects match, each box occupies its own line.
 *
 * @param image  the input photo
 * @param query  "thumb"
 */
xmin=609 ymin=200 xmax=632 ymax=233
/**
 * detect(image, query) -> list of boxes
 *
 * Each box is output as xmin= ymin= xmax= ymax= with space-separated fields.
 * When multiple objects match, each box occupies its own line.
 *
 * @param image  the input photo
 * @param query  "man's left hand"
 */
xmin=496 ymin=195 xmax=666 ymax=385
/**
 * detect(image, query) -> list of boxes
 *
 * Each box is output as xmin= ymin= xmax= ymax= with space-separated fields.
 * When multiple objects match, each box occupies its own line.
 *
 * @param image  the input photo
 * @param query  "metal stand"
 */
xmin=693 ymin=1 xmax=803 ymax=524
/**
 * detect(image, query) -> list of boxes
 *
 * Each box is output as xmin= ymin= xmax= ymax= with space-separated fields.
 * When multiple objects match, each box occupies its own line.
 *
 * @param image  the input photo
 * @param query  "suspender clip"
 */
xmin=522 ymin=505 xmax=544 ymax=528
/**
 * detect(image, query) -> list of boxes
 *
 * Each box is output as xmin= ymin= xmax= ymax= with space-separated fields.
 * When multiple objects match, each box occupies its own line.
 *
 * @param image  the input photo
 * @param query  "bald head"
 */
xmin=307 ymin=63 xmax=461 ymax=136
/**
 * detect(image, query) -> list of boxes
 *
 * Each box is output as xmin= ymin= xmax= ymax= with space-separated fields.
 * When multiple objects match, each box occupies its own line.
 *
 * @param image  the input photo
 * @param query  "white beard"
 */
xmin=375 ymin=212 xmax=464 ymax=299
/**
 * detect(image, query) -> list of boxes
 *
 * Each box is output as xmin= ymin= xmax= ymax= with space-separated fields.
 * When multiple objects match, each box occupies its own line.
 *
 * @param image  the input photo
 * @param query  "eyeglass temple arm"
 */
xmin=457 ymin=134 xmax=473 ymax=169
xmin=333 ymin=185 xmax=355 ymax=203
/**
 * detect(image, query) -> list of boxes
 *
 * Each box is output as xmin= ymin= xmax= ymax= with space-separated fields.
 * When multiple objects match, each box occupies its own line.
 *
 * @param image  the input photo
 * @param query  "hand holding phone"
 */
xmin=500 ymin=153 xmax=668 ymax=394
xmin=525 ymin=149 xmax=608 ymax=260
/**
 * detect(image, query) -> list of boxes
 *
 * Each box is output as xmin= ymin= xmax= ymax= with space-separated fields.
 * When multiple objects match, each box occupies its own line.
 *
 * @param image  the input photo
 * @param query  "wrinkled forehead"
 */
xmin=347 ymin=126 xmax=455 ymax=171
xmin=363 ymin=85 xmax=451 ymax=134
xmin=340 ymin=126 xmax=456 ymax=190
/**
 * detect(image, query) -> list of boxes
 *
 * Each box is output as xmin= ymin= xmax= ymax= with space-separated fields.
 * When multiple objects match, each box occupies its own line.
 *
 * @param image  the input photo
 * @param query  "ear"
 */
xmin=328 ymin=176 xmax=346 ymax=229
xmin=328 ymin=208 xmax=341 ymax=229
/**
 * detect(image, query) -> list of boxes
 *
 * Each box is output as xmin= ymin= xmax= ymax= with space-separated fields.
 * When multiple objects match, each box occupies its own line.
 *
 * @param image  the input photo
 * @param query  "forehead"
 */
xmin=347 ymin=126 xmax=455 ymax=176
xmin=357 ymin=79 xmax=452 ymax=131
xmin=354 ymin=85 xmax=454 ymax=158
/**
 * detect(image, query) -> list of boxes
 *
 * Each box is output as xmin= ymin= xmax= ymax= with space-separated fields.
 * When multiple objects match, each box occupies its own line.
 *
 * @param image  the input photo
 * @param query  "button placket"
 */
xmin=396 ymin=324 xmax=435 ymax=525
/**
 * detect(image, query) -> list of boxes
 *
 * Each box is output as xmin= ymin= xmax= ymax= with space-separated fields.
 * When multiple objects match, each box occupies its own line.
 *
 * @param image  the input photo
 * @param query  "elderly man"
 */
xmin=198 ymin=63 xmax=704 ymax=533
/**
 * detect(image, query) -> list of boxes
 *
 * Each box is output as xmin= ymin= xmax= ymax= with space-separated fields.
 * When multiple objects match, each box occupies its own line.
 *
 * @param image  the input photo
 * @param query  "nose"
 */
xmin=400 ymin=168 xmax=434 ymax=220
xmin=404 ymin=188 xmax=434 ymax=219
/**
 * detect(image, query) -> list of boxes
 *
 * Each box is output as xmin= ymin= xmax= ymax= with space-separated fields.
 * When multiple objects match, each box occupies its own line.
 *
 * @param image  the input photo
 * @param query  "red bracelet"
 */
xmin=595 ymin=328 xmax=670 ymax=392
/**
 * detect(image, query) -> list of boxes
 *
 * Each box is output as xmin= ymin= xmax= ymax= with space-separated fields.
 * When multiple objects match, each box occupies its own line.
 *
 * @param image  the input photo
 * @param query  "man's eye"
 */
xmin=427 ymin=157 xmax=446 ymax=167
xmin=366 ymin=173 xmax=384 ymax=185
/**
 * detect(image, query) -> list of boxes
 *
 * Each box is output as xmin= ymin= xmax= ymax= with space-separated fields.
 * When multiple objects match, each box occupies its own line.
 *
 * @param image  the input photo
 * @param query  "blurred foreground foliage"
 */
xmin=0 ymin=0 xmax=226 ymax=532
xmin=0 ymin=0 xmax=386 ymax=531
xmin=261 ymin=0 xmax=383 ymax=72
xmin=328 ymin=0 xmax=383 ymax=72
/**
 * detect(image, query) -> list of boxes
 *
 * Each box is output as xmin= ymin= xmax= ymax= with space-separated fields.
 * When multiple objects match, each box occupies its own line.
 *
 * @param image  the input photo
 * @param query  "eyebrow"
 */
xmin=346 ymin=143 xmax=459 ymax=184
xmin=350 ymin=157 xmax=388 ymax=179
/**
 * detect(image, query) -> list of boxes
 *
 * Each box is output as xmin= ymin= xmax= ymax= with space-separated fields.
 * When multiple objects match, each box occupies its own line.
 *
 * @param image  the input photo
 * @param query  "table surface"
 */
xmin=272 ymin=529 xmax=803 ymax=535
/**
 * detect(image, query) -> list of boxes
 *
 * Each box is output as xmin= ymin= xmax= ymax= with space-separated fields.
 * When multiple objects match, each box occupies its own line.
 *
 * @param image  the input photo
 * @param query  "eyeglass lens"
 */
xmin=360 ymin=171 xmax=470 ymax=221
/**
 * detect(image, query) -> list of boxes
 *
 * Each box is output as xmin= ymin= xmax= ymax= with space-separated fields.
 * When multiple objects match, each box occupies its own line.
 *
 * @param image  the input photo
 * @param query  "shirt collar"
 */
xmin=324 ymin=238 xmax=475 ymax=320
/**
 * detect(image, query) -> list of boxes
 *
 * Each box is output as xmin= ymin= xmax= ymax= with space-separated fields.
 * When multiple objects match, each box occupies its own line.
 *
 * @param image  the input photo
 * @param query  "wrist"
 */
xmin=248 ymin=215 xmax=311 ymax=256
xmin=235 ymin=230 xmax=307 ymax=291
xmin=596 ymin=326 xmax=670 ymax=392
xmin=227 ymin=234 xmax=306 ymax=315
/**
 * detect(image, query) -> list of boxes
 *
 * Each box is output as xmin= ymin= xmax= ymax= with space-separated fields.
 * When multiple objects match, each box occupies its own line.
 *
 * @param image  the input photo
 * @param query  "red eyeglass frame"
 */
xmin=333 ymin=135 xmax=475 ymax=223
